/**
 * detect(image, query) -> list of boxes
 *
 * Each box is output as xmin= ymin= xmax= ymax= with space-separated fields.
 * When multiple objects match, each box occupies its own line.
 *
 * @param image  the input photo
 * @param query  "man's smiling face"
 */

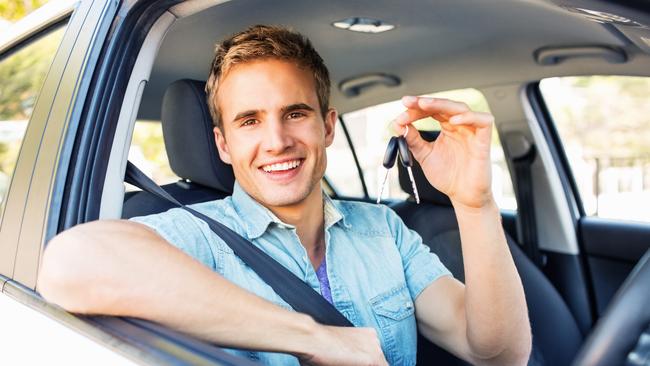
xmin=213 ymin=58 xmax=337 ymax=209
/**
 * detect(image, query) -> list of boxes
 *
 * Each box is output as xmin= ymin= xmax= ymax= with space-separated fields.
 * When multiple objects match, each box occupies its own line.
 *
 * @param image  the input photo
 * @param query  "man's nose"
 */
xmin=262 ymin=117 xmax=294 ymax=153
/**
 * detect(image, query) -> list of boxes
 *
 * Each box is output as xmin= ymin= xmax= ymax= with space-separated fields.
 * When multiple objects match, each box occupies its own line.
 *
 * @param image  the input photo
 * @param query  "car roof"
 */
xmin=132 ymin=0 xmax=650 ymax=119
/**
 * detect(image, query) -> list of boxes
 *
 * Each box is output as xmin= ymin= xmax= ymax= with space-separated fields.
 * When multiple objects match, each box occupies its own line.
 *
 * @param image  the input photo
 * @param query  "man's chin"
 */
xmin=253 ymin=182 xmax=315 ymax=208
xmin=258 ymin=190 xmax=310 ymax=208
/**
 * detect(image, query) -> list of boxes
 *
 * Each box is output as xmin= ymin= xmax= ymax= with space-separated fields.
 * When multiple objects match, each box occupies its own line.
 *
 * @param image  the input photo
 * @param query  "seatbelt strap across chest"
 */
xmin=124 ymin=161 xmax=353 ymax=327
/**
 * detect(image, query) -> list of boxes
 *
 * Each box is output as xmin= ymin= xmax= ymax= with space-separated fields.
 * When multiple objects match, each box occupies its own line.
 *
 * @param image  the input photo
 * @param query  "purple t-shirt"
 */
xmin=315 ymin=258 xmax=333 ymax=304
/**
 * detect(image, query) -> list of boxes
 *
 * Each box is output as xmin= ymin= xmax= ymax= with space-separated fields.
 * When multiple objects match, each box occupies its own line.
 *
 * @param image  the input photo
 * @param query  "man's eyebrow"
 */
xmin=232 ymin=109 xmax=259 ymax=123
xmin=281 ymin=103 xmax=315 ymax=114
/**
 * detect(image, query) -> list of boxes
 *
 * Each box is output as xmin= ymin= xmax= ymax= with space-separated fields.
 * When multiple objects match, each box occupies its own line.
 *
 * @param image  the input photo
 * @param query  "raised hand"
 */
xmin=393 ymin=96 xmax=495 ymax=210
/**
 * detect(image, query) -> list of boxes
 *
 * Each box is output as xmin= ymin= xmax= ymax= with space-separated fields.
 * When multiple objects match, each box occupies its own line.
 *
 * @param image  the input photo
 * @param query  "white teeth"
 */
xmin=262 ymin=159 xmax=301 ymax=172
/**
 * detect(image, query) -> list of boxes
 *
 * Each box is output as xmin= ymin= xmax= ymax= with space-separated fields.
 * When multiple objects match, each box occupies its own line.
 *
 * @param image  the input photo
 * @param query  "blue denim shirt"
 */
xmin=130 ymin=183 xmax=451 ymax=365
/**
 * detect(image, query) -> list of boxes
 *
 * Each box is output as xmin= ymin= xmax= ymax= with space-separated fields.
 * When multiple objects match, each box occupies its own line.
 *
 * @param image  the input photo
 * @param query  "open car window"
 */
xmin=539 ymin=76 xmax=650 ymax=223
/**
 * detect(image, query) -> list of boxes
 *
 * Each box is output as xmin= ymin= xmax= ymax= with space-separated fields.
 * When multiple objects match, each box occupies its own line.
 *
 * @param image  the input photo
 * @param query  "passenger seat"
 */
xmin=122 ymin=79 xmax=235 ymax=218
xmin=391 ymin=130 xmax=583 ymax=366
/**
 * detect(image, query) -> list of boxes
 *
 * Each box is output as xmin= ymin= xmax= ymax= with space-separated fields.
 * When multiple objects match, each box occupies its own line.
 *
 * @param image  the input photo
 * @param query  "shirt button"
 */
xmin=405 ymin=301 xmax=413 ymax=310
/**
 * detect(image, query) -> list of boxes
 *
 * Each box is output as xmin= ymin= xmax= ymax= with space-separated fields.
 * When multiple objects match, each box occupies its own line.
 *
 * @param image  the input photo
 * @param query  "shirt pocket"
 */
xmin=370 ymin=285 xmax=417 ymax=366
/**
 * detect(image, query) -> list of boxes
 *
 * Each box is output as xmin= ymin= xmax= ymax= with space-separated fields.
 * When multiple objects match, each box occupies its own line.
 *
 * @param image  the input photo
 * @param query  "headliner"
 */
xmin=137 ymin=0 xmax=650 ymax=120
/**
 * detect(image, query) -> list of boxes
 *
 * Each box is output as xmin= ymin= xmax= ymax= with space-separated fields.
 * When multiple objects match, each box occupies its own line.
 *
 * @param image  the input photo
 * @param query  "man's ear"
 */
xmin=213 ymin=126 xmax=232 ymax=164
xmin=324 ymin=107 xmax=338 ymax=147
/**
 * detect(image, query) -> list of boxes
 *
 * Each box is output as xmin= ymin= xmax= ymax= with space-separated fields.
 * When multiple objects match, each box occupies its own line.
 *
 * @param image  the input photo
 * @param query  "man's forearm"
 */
xmin=38 ymin=220 xmax=318 ymax=356
xmin=452 ymin=200 xmax=531 ymax=364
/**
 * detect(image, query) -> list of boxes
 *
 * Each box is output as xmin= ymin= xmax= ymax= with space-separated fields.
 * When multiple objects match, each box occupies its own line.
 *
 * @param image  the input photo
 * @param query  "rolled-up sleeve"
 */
xmin=386 ymin=208 xmax=452 ymax=300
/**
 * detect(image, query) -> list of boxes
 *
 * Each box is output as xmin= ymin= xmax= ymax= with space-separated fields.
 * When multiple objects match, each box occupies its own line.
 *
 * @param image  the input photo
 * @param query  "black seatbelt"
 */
xmin=504 ymin=133 xmax=544 ymax=267
xmin=124 ymin=161 xmax=353 ymax=327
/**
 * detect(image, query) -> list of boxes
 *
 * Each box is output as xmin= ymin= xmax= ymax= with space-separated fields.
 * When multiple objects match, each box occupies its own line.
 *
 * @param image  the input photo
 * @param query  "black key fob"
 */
xmin=383 ymin=136 xmax=399 ymax=168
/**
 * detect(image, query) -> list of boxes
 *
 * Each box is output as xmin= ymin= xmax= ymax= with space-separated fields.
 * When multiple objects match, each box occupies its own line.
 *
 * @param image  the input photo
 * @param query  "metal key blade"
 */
xmin=406 ymin=166 xmax=420 ymax=204
xmin=397 ymin=136 xmax=420 ymax=204
xmin=377 ymin=169 xmax=390 ymax=204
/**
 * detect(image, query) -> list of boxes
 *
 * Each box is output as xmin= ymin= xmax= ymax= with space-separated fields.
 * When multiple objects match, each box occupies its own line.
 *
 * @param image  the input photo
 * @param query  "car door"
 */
xmin=533 ymin=76 xmax=650 ymax=318
xmin=0 ymin=1 xmax=255 ymax=365
xmin=0 ymin=1 xmax=136 ymax=364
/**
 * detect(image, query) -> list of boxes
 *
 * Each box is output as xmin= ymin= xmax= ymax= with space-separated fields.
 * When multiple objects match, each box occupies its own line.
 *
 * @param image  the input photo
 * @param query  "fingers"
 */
xmin=449 ymin=110 xmax=494 ymax=128
xmin=449 ymin=110 xmax=494 ymax=143
xmin=395 ymin=96 xmax=494 ymax=128
xmin=395 ymin=96 xmax=470 ymax=126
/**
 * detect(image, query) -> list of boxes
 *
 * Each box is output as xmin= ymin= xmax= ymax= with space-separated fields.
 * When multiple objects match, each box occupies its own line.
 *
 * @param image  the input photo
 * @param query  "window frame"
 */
xmin=0 ymin=21 xmax=70 ymax=219
xmin=0 ymin=11 xmax=75 ymax=280
xmin=529 ymin=82 xmax=588 ymax=221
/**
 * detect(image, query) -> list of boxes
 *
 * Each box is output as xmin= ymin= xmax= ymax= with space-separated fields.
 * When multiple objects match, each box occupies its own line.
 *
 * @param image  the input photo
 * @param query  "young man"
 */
xmin=38 ymin=25 xmax=531 ymax=365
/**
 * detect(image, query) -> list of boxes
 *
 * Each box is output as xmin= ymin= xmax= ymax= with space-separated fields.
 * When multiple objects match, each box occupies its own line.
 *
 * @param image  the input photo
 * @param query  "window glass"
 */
xmin=342 ymin=89 xmax=517 ymax=209
xmin=127 ymin=120 xmax=179 ymax=190
xmin=0 ymin=26 xmax=66 ymax=212
xmin=540 ymin=76 xmax=650 ymax=222
xmin=325 ymin=122 xmax=365 ymax=197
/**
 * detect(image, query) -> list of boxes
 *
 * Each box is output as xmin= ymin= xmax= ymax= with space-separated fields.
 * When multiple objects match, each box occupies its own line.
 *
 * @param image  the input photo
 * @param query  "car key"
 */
xmin=377 ymin=136 xmax=399 ymax=203
xmin=397 ymin=134 xmax=420 ymax=204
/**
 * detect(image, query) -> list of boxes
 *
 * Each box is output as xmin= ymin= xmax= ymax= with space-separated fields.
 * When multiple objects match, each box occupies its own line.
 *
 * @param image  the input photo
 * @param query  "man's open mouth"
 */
xmin=261 ymin=159 xmax=303 ymax=173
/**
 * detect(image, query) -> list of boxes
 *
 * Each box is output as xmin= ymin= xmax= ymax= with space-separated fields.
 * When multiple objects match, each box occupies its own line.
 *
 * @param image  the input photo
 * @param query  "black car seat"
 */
xmin=122 ymin=79 xmax=235 ymax=218
xmin=391 ymin=131 xmax=583 ymax=366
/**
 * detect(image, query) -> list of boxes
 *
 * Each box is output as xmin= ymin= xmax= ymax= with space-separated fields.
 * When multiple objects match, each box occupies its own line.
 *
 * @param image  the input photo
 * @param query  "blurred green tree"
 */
xmin=0 ymin=0 xmax=49 ymax=22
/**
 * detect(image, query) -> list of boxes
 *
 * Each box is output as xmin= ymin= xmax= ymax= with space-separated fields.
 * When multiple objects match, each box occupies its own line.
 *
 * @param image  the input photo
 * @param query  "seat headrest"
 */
xmin=161 ymin=79 xmax=235 ymax=194
xmin=397 ymin=130 xmax=452 ymax=206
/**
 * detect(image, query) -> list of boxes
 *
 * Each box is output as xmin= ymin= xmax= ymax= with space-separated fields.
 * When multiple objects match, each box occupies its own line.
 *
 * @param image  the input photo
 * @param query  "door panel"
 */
xmin=538 ymin=76 xmax=650 ymax=321
xmin=541 ymin=251 xmax=593 ymax=334
xmin=580 ymin=217 xmax=650 ymax=315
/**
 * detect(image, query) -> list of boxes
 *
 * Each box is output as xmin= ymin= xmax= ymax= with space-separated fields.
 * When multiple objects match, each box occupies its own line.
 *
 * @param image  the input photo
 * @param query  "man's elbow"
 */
xmin=37 ymin=224 xmax=115 ymax=314
xmin=468 ymin=322 xmax=532 ymax=366
xmin=498 ymin=335 xmax=532 ymax=366
xmin=483 ymin=328 xmax=532 ymax=366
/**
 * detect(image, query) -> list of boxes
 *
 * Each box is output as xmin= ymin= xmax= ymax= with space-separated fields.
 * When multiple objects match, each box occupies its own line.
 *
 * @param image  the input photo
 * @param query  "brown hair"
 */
xmin=205 ymin=25 xmax=331 ymax=129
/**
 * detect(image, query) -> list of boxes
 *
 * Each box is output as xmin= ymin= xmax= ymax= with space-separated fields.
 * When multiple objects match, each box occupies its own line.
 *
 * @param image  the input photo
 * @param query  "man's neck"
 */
xmin=268 ymin=187 xmax=325 ymax=269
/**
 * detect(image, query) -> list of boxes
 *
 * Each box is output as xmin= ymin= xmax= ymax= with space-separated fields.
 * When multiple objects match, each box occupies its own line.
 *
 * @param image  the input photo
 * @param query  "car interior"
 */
xmin=13 ymin=0 xmax=649 ymax=365
xmin=99 ymin=0 xmax=650 ymax=364
xmin=120 ymin=77 xmax=584 ymax=365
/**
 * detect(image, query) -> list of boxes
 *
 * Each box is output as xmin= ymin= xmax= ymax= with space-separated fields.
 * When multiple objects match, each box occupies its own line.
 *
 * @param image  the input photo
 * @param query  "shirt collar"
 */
xmin=230 ymin=182 xmax=350 ymax=240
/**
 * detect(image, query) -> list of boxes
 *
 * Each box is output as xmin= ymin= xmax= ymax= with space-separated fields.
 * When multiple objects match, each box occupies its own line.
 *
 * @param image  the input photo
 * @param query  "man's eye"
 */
xmin=241 ymin=119 xmax=257 ymax=127
xmin=287 ymin=112 xmax=305 ymax=119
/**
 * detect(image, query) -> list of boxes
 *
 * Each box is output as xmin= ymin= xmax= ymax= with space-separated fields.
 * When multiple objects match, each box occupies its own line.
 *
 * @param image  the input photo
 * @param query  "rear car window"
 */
xmin=539 ymin=76 xmax=650 ymax=223
xmin=333 ymin=88 xmax=517 ymax=209
xmin=326 ymin=122 xmax=366 ymax=197
xmin=127 ymin=120 xmax=179 ymax=190
xmin=0 ymin=26 xmax=67 ymax=218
